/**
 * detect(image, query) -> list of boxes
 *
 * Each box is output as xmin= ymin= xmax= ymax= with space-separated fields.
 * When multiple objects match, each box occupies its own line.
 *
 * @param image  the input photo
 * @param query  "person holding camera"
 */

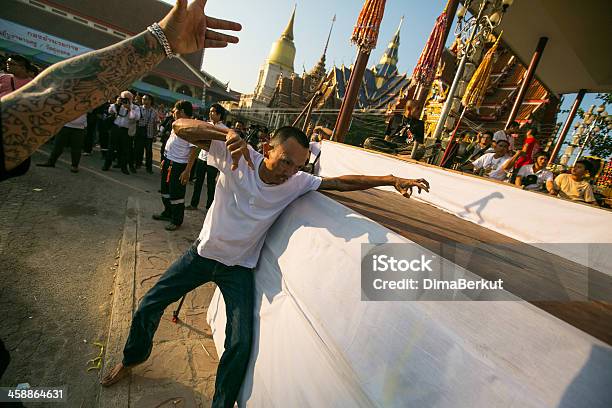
xmin=102 ymin=91 xmax=140 ymax=174
xmin=135 ymin=94 xmax=159 ymax=173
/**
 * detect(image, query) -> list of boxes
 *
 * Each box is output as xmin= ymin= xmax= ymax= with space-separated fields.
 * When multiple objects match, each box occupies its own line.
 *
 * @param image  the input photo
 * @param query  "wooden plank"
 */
xmin=324 ymin=189 xmax=612 ymax=345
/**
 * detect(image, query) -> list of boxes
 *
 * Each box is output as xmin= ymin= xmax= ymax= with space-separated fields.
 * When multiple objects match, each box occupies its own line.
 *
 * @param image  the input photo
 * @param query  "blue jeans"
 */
xmin=122 ymin=243 xmax=254 ymax=408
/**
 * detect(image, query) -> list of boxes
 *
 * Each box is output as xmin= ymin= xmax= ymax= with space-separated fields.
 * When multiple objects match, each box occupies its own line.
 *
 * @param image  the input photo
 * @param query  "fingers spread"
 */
xmin=205 ymin=39 xmax=228 ymax=48
xmin=207 ymin=16 xmax=242 ymax=31
xmin=205 ymin=29 xmax=239 ymax=44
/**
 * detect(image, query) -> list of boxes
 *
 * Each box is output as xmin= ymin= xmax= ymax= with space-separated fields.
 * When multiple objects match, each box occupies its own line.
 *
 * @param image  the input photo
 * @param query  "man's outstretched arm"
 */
xmin=318 ymin=175 xmax=430 ymax=198
xmin=1 ymin=0 xmax=241 ymax=171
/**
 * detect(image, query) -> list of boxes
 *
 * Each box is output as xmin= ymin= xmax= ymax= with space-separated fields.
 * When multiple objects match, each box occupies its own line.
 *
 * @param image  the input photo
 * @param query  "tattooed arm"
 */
xmin=0 ymin=0 xmax=241 ymax=171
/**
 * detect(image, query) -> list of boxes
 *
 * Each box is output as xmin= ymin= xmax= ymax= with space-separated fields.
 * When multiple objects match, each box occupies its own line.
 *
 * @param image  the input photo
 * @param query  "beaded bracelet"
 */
xmin=147 ymin=22 xmax=177 ymax=59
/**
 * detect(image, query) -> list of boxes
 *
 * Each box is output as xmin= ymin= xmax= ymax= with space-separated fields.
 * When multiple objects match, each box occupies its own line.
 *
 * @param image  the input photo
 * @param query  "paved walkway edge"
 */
xmin=98 ymin=197 xmax=139 ymax=408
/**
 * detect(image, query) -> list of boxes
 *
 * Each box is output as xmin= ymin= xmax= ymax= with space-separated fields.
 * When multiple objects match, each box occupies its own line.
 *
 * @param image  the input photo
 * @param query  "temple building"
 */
xmin=238 ymin=7 xmax=297 ymax=110
xmin=269 ymin=17 xmax=410 ymax=111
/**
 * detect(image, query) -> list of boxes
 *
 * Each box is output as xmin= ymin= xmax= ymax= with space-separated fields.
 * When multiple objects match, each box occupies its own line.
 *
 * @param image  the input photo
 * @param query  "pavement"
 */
xmin=98 ymin=196 xmax=219 ymax=408
xmin=1 ymin=144 xmax=219 ymax=407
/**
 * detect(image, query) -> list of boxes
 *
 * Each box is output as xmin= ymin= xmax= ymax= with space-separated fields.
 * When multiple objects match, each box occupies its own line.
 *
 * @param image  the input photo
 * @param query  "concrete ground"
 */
xmin=1 ymin=145 xmax=218 ymax=407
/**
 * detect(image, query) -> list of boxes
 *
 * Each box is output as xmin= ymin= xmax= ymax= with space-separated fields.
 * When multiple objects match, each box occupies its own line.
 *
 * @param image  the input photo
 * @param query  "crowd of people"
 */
xmin=443 ymin=121 xmax=598 ymax=205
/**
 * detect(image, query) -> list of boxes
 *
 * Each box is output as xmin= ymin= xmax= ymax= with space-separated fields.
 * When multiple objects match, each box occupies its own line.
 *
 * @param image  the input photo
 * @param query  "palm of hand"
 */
xmin=159 ymin=0 xmax=206 ymax=54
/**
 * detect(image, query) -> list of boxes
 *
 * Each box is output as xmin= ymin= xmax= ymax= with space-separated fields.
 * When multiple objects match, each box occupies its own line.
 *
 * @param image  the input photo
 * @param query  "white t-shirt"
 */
xmin=164 ymin=130 xmax=196 ymax=164
xmin=196 ymin=140 xmax=322 ymax=267
xmin=109 ymin=103 xmax=140 ymax=129
xmin=517 ymin=164 xmax=553 ymax=191
xmin=472 ymin=152 xmax=511 ymax=181
xmin=198 ymin=121 xmax=228 ymax=162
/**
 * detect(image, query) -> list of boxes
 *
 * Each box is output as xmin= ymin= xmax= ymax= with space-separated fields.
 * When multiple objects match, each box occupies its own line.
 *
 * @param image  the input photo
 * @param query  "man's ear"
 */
xmin=263 ymin=142 xmax=271 ymax=158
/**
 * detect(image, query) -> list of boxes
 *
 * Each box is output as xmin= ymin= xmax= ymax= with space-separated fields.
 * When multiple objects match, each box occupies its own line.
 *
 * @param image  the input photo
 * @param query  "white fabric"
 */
xmin=208 ymin=191 xmax=612 ymax=407
xmin=196 ymin=140 xmax=322 ymax=268
xmin=109 ymin=103 xmax=140 ymax=129
xmin=318 ymin=142 xmax=612 ymax=274
xmin=164 ymin=130 xmax=195 ymax=163
xmin=64 ymin=113 xmax=87 ymax=129
xmin=517 ymin=164 xmax=554 ymax=190
xmin=472 ymin=152 xmax=511 ymax=181
xmin=198 ymin=121 xmax=228 ymax=161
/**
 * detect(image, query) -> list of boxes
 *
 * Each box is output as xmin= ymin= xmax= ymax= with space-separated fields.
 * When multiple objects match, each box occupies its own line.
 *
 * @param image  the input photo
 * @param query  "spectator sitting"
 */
xmin=471 ymin=139 xmax=512 ymax=181
xmin=550 ymin=160 xmax=598 ymax=205
xmin=515 ymin=152 xmax=554 ymax=193
xmin=493 ymin=121 xmax=520 ymax=152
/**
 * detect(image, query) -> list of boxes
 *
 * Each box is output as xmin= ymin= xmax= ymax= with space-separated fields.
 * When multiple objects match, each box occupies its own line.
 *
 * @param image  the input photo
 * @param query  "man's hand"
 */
xmin=159 ymin=0 xmax=242 ymax=54
xmin=179 ymin=169 xmax=190 ymax=185
xmin=394 ymin=178 xmax=430 ymax=198
xmin=173 ymin=119 xmax=228 ymax=145
xmin=226 ymin=130 xmax=254 ymax=171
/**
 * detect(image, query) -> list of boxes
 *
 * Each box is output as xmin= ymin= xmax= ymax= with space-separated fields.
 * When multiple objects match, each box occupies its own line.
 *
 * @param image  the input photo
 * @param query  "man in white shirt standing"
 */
xmin=101 ymin=124 xmax=430 ymax=407
xmin=471 ymin=139 xmax=512 ymax=181
xmin=187 ymin=103 xmax=227 ymax=210
xmin=493 ymin=121 xmax=520 ymax=152
xmin=153 ymin=101 xmax=198 ymax=231
xmin=102 ymin=90 xmax=140 ymax=174
xmin=36 ymin=113 xmax=87 ymax=173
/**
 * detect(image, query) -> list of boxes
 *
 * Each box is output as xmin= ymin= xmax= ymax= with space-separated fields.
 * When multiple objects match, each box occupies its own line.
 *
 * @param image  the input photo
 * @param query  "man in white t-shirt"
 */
xmin=152 ymin=101 xmax=197 ymax=231
xmin=492 ymin=121 xmax=520 ymax=152
xmin=101 ymin=124 xmax=430 ymax=407
xmin=515 ymin=151 xmax=554 ymax=192
xmin=187 ymin=103 xmax=228 ymax=210
xmin=471 ymin=139 xmax=512 ymax=181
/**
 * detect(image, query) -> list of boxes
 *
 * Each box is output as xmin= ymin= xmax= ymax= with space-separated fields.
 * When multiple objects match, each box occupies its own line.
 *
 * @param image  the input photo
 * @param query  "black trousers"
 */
xmin=99 ymin=122 xmax=110 ymax=159
xmin=160 ymin=159 xmax=187 ymax=226
xmin=134 ymin=127 xmax=153 ymax=171
xmin=122 ymin=244 xmax=253 ymax=408
xmin=83 ymin=113 xmax=97 ymax=153
xmin=104 ymin=126 xmax=129 ymax=170
xmin=48 ymin=127 xmax=85 ymax=167
xmin=190 ymin=159 xmax=219 ymax=209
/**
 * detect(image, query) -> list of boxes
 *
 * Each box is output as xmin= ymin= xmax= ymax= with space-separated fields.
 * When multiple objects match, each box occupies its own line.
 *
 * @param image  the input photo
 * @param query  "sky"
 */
xmin=161 ymin=0 xmax=603 ymax=154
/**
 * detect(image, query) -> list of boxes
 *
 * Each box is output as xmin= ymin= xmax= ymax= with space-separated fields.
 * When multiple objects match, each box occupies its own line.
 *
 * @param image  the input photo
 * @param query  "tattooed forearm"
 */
xmin=0 ymin=31 xmax=165 ymax=170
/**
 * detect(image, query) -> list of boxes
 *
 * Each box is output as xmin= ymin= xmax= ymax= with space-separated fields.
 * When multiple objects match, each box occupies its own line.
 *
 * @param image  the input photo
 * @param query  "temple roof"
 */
xmin=267 ymin=6 xmax=296 ymax=72
xmin=372 ymin=17 xmax=403 ymax=81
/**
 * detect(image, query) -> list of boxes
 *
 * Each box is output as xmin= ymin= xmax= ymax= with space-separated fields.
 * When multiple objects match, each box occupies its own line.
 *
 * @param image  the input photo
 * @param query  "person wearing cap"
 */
xmin=102 ymin=91 xmax=140 ymax=174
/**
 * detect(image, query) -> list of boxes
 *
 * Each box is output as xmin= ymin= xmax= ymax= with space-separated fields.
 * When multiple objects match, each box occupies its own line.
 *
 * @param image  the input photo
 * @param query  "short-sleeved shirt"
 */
xmin=472 ymin=152 xmax=511 ymax=181
xmin=196 ymin=140 xmax=322 ymax=267
xmin=164 ymin=130 xmax=196 ymax=164
xmin=198 ymin=121 xmax=228 ymax=162
xmin=515 ymin=136 xmax=541 ymax=169
xmin=553 ymin=173 xmax=596 ymax=203
xmin=517 ymin=164 xmax=553 ymax=191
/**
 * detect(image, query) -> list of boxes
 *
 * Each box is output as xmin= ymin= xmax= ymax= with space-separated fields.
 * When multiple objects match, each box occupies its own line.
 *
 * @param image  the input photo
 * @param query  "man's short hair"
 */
xmin=210 ymin=103 xmax=227 ymax=121
xmin=142 ymin=94 xmax=154 ymax=104
xmin=575 ymin=159 xmax=593 ymax=174
xmin=482 ymin=131 xmax=493 ymax=138
xmin=496 ymin=139 xmax=509 ymax=147
xmin=174 ymin=100 xmax=193 ymax=117
xmin=535 ymin=151 xmax=549 ymax=159
xmin=509 ymin=121 xmax=520 ymax=129
xmin=270 ymin=126 xmax=309 ymax=149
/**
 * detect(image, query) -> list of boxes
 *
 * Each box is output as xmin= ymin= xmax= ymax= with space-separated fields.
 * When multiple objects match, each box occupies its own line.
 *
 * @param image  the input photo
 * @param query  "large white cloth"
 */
xmin=208 ymin=191 xmax=612 ymax=407
xmin=164 ymin=130 xmax=195 ymax=164
xmin=196 ymin=140 xmax=321 ymax=267
xmin=198 ymin=121 xmax=228 ymax=162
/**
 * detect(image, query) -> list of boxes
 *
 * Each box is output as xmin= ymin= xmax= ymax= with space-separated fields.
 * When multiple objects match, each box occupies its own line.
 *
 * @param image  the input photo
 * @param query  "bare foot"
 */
xmin=100 ymin=362 xmax=131 ymax=387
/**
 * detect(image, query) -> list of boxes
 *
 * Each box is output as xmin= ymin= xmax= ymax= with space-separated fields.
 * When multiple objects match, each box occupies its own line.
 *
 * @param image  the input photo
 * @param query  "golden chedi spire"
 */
xmin=267 ymin=5 xmax=297 ymax=72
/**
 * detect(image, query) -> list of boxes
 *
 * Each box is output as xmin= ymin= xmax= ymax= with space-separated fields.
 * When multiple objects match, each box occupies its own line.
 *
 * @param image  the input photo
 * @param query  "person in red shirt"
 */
xmin=514 ymin=127 xmax=541 ymax=170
